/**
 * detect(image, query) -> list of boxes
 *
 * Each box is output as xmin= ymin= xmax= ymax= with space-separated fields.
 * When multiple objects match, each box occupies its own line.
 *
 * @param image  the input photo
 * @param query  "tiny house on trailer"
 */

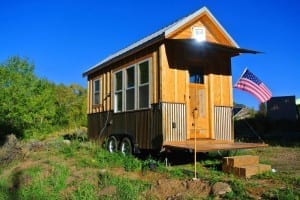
xmin=83 ymin=7 xmax=267 ymax=154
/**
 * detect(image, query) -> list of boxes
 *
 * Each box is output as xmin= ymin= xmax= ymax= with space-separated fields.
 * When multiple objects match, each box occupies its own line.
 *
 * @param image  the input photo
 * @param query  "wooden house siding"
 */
xmin=169 ymin=19 xmax=218 ymax=43
xmin=87 ymin=49 xmax=161 ymax=114
xmin=88 ymin=70 xmax=112 ymax=114
xmin=167 ymin=12 xmax=234 ymax=46
xmin=83 ymin=7 xmax=260 ymax=153
xmin=87 ymin=104 xmax=162 ymax=150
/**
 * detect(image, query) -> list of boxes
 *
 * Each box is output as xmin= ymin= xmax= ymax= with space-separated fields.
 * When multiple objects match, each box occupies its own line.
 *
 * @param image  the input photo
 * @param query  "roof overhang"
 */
xmin=83 ymin=33 xmax=165 ymax=77
xmin=165 ymin=39 xmax=260 ymax=68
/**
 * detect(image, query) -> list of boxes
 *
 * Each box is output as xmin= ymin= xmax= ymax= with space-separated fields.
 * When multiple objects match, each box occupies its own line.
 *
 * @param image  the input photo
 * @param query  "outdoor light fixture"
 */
xmin=192 ymin=27 xmax=206 ymax=42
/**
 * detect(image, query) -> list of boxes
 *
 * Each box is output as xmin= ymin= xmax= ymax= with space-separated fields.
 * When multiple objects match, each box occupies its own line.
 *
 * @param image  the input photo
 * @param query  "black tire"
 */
xmin=107 ymin=136 xmax=118 ymax=153
xmin=120 ymin=137 xmax=133 ymax=155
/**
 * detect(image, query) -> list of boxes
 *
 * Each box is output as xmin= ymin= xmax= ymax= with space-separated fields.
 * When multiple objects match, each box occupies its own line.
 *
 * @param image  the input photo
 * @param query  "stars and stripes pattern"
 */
xmin=234 ymin=69 xmax=272 ymax=103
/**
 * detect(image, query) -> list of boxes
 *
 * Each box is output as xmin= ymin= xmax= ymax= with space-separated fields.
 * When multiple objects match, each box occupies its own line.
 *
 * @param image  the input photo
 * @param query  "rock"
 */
xmin=28 ymin=141 xmax=44 ymax=151
xmin=212 ymin=182 xmax=232 ymax=196
xmin=63 ymin=139 xmax=71 ymax=145
xmin=0 ymin=134 xmax=23 ymax=165
xmin=99 ymin=169 xmax=107 ymax=174
xmin=3 ymin=134 xmax=18 ymax=148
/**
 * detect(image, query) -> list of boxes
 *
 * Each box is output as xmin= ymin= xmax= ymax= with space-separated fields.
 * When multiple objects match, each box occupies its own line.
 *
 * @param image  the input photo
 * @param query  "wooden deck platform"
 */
xmin=163 ymin=139 xmax=268 ymax=152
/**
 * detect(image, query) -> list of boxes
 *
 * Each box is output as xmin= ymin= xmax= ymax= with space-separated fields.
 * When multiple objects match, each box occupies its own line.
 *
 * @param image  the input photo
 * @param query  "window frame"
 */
xmin=92 ymin=78 xmax=101 ymax=105
xmin=189 ymin=68 xmax=204 ymax=84
xmin=192 ymin=26 xmax=206 ymax=42
xmin=125 ymin=65 xmax=136 ymax=111
xmin=137 ymin=60 xmax=150 ymax=109
xmin=113 ymin=58 xmax=151 ymax=113
xmin=114 ymin=70 xmax=123 ymax=112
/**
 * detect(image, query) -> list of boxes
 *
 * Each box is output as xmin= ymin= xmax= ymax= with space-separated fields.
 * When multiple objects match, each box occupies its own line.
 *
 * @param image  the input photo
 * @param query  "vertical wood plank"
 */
xmin=87 ymin=79 xmax=91 ymax=114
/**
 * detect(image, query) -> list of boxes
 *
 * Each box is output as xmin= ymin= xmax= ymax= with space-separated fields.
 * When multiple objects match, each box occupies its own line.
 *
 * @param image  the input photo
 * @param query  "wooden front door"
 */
xmin=189 ymin=82 xmax=209 ymax=139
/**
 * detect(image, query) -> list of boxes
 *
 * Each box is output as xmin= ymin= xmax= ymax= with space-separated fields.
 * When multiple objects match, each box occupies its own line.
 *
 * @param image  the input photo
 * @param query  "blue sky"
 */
xmin=1 ymin=0 xmax=299 ymax=109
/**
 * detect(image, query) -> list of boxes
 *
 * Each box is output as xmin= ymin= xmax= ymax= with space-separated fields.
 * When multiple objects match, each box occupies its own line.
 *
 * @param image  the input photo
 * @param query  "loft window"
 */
xmin=192 ymin=27 xmax=206 ymax=42
xmin=93 ymin=79 xmax=100 ymax=105
xmin=114 ymin=71 xmax=123 ymax=112
xmin=126 ymin=66 xmax=135 ymax=110
xmin=138 ymin=60 xmax=149 ymax=108
xmin=189 ymin=70 xmax=204 ymax=84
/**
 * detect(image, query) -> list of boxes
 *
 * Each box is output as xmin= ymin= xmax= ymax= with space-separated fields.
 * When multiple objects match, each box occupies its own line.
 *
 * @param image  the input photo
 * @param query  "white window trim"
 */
xmin=113 ymin=58 xmax=151 ymax=113
xmin=125 ymin=65 xmax=136 ymax=111
xmin=114 ymin=70 xmax=123 ymax=112
xmin=137 ymin=59 xmax=151 ymax=109
xmin=192 ymin=26 xmax=206 ymax=42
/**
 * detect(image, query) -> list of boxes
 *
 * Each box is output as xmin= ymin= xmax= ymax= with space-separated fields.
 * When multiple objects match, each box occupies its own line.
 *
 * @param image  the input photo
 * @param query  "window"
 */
xmin=114 ymin=71 xmax=123 ymax=112
xmin=138 ymin=60 xmax=149 ymax=108
xmin=189 ymin=70 xmax=204 ymax=84
xmin=113 ymin=59 xmax=151 ymax=112
xmin=93 ymin=79 xmax=100 ymax=105
xmin=192 ymin=27 xmax=206 ymax=42
xmin=126 ymin=66 xmax=135 ymax=110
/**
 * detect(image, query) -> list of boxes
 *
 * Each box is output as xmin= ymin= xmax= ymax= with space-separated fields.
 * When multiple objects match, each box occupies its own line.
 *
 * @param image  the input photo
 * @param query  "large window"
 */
xmin=114 ymin=71 xmax=123 ymax=112
xmin=126 ymin=66 xmax=135 ymax=110
xmin=113 ymin=59 xmax=150 ymax=112
xmin=93 ymin=79 xmax=100 ymax=105
xmin=138 ymin=61 xmax=149 ymax=108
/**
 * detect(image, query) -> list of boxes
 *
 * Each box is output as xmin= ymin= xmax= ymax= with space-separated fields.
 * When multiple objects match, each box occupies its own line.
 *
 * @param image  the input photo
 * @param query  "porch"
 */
xmin=163 ymin=139 xmax=268 ymax=153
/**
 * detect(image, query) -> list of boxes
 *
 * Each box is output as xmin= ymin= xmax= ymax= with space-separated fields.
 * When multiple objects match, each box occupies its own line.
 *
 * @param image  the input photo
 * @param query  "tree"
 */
xmin=54 ymin=84 xmax=87 ymax=128
xmin=0 ymin=56 xmax=37 ymax=137
xmin=257 ymin=102 xmax=267 ymax=117
xmin=0 ymin=56 xmax=87 ymax=140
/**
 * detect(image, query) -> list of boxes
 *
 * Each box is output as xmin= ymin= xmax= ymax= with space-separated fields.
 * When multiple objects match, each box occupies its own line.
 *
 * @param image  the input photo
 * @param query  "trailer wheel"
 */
xmin=120 ymin=137 xmax=133 ymax=155
xmin=107 ymin=136 xmax=118 ymax=153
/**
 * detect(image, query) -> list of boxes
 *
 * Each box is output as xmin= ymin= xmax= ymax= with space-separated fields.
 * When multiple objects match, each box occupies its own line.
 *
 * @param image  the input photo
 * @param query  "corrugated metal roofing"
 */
xmin=83 ymin=6 xmax=238 ymax=77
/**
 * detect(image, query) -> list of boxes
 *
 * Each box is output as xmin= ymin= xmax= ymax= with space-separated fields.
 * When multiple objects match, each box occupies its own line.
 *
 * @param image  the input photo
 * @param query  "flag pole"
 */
xmin=193 ymin=108 xmax=198 ymax=180
xmin=234 ymin=67 xmax=248 ymax=87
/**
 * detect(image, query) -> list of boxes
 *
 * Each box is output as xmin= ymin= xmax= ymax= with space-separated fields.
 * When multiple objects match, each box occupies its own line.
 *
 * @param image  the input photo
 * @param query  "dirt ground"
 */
xmin=254 ymin=146 xmax=300 ymax=176
xmin=1 ymin=137 xmax=299 ymax=199
xmin=106 ymin=167 xmax=212 ymax=199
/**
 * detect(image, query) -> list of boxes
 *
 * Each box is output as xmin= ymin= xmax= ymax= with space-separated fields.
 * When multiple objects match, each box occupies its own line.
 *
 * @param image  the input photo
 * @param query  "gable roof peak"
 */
xmin=83 ymin=6 xmax=238 ymax=76
xmin=165 ymin=6 xmax=238 ymax=47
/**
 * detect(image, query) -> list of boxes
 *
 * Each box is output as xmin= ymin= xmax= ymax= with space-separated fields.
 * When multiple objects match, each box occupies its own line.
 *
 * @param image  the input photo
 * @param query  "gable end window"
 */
xmin=93 ymin=79 xmax=101 ymax=105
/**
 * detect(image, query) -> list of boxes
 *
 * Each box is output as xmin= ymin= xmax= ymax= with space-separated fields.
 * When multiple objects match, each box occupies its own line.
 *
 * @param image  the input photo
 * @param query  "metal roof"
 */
xmin=83 ymin=6 xmax=238 ymax=77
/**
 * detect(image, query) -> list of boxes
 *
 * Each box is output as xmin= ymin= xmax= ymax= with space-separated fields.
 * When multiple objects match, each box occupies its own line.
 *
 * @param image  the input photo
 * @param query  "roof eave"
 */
xmin=83 ymin=33 xmax=165 ymax=77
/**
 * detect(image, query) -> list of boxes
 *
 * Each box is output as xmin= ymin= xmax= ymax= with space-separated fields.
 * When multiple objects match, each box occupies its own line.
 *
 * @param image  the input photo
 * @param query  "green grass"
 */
xmin=1 ymin=132 xmax=300 ymax=199
xmin=71 ymin=181 xmax=98 ymax=200
xmin=262 ymin=187 xmax=300 ymax=200
xmin=0 ymin=178 xmax=10 ymax=200
xmin=93 ymin=147 xmax=142 ymax=171
xmin=15 ymin=163 xmax=69 ymax=200
xmin=98 ymin=172 xmax=150 ymax=200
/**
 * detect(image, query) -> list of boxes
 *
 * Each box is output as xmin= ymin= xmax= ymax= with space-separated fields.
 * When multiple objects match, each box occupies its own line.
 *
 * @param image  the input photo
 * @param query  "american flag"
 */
xmin=234 ymin=69 xmax=272 ymax=103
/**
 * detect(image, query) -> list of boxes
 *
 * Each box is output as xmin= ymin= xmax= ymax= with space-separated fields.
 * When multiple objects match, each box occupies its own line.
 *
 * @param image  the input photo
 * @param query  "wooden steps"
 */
xmin=222 ymin=155 xmax=271 ymax=178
